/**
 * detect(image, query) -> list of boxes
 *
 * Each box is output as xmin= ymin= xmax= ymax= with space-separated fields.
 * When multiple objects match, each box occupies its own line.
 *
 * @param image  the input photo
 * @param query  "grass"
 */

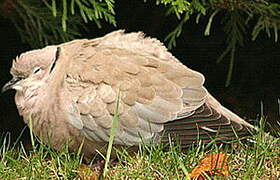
xmin=0 ymin=118 xmax=279 ymax=179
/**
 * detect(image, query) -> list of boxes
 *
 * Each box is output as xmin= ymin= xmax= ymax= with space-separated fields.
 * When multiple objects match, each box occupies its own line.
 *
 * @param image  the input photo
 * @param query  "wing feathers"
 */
xmin=63 ymin=30 xmax=254 ymax=148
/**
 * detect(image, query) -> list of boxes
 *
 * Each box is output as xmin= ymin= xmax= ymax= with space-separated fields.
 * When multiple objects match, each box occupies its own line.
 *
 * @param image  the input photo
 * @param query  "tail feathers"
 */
xmin=162 ymin=101 xmax=255 ymax=147
xmin=206 ymin=94 xmax=256 ymax=129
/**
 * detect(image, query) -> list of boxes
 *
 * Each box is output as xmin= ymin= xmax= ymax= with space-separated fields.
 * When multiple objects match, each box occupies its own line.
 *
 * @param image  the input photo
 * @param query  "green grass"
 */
xmin=0 ymin=120 xmax=279 ymax=179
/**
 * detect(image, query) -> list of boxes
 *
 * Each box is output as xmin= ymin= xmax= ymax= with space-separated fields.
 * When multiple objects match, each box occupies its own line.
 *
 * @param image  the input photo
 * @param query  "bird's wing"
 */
xmin=64 ymin=31 xmax=207 ymax=146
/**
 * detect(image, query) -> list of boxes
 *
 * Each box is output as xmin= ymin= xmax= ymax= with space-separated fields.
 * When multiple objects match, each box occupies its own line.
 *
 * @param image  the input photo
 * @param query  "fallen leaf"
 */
xmin=78 ymin=164 xmax=100 ymax=180
xmin=189 ymin=152 xmax=229 ymax=179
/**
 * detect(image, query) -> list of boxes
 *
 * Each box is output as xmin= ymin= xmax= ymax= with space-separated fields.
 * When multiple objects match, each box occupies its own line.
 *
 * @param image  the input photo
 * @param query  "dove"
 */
xmin=2 ymin=30 xmax=255 ymax=157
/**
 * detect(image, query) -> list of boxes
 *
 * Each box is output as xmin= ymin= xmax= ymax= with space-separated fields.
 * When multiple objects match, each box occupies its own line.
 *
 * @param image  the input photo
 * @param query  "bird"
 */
xmin=2 ymin=30 xmax=255 ymax=157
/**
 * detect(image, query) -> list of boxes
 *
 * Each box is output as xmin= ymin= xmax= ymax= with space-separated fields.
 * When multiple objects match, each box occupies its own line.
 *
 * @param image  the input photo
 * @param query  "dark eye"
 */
xmin=32 ymin=67 xmax=42 ymax=74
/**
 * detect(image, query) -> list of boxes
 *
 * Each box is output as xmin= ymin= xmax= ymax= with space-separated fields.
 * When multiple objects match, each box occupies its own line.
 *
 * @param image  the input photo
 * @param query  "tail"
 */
xmin=206 ymin=94 xmax=256 ymax=130
xmin=162 ymin=93 xmax=256 ymax=147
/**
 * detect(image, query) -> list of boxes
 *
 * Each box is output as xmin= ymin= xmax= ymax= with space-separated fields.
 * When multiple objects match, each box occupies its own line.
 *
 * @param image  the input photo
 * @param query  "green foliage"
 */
xmin=0 ymin=113 xmax=279 ymax=179
xmin=217 ymin=10 xmax=246 ymax=87
xmin=43 ymin=0 xmax=116 ymax=31
xmin=0 ymin=129 xmax=83 ymax=179
xmin=0 ymin=0 xmax=86 ymax=48
xmin=157 ymin=0 xmax=208 ymax=49
xmin=0 ymin=0 xmax=279 ymax=85
xmin=157 ymin=0 xmax=280 ymax=86
xmin=1 ymin=121 xmax=279 ymax=179
xmin=0 ymin=0 xmax=116 ymax=48
xmin=216 ymin=0 xmax=280 ymax=86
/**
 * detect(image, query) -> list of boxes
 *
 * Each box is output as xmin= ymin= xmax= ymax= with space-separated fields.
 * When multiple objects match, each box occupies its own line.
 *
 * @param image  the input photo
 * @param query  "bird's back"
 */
xmin=61 ymin=30 xmax=255 ymax=150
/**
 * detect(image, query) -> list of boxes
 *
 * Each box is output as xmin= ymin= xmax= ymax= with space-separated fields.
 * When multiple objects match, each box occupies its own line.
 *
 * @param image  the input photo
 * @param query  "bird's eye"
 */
xmin=32 ymin=67 xmax=42 ymax=74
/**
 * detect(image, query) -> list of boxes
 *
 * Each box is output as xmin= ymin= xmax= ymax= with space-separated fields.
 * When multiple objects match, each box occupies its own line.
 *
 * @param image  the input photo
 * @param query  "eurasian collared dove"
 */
xmin=2 ymin=30 xmax=255 ymax=157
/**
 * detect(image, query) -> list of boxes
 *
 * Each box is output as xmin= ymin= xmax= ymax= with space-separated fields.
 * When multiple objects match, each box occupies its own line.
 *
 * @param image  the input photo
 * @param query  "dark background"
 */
xmin=0 ymin=1 xmax=279 ymax=142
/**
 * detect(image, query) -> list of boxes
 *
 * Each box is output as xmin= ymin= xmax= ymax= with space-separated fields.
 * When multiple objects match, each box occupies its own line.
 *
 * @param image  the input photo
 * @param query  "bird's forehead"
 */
xmin=10 ymin=46 xmax=57 ymax=76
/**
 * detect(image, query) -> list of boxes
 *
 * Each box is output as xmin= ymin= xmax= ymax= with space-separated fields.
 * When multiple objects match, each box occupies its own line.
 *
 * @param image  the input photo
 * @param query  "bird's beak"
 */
xmin=1 ymin=77 xmax=22 ymax=93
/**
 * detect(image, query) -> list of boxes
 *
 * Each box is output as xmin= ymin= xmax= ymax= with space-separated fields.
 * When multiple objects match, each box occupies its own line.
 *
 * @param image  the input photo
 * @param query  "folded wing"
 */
xmin=64 ymin=30 xmax=254 ymax=147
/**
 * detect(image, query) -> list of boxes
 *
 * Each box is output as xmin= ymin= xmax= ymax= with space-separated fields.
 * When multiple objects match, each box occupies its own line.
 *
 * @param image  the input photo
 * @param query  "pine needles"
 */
xmin=0 ymin=0 xmax=279 ymax=85
xmin=43 ymin=0 xmax=116 ymax=31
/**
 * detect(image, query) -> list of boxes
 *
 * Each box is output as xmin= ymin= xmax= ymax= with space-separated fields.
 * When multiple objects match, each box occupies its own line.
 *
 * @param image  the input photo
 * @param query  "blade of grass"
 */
xmin=103 ymin=91 xmax=120 ymax=177
xmin=28 ymin=114 xmax=35 ymax=149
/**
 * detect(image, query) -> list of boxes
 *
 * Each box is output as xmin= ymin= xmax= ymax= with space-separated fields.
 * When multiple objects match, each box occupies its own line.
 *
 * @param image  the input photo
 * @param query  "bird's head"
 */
xmin=2 ymin=46 xmax=61 ymax=93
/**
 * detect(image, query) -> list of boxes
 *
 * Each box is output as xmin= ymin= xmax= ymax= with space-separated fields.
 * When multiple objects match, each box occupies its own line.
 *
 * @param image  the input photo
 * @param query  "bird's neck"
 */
xmin=15 ymin=80 xmax=59 ymax=120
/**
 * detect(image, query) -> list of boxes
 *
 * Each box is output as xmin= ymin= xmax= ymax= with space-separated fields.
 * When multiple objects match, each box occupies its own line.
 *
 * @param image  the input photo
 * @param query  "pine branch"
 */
xmin=244 ymin=0 xmax=280 ymax=42
xmin=217 ymin=10 xmax=246 ymax=86
xmin=43 ymin=0 xmax=116 ymax=31
xmin=159 ymin=0 xmax=209 ymax=49
xmin=155 ymin=0 xmax=280 ymax=86
xmin=0 ymin=0 xmax=85 ymax=48
xmin=1 ymin=0 xmax=279 ymax=85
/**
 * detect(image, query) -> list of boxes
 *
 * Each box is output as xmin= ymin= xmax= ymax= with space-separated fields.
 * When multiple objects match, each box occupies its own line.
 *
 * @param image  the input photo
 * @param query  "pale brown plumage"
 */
xmin=3 ymin=30 xmax=255 ymax=157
